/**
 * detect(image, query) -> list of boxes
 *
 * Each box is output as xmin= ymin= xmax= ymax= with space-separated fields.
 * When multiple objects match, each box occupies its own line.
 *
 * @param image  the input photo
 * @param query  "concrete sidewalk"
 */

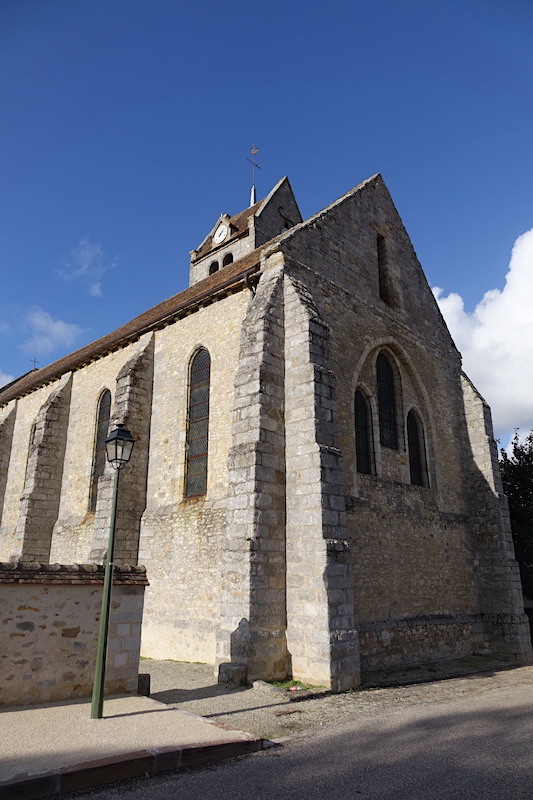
xmin=0 ymin=694 xmax=263 ymax=799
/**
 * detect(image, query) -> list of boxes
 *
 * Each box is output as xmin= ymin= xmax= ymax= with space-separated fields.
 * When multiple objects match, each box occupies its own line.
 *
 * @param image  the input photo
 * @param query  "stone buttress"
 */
xmin=91 ymin=334 xmax=154 ymax=565
xmin=462 ymin=374 xmax=532 ymax=662
xmin=217 ymin=256 xmax=288 ymax=680
xmin=0 ymin=403 xmax=16 ymax=534
xmin=283 ymin=260 xmax=359 ymax=690
xmin=17 ymin=373 xmax=73 ymax=563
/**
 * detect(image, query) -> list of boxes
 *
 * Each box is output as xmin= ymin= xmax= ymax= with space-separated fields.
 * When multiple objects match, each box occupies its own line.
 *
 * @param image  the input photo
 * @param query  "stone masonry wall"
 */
xmin=90 ymin=334 xmax=154 ymax=565
xmin=216 ymin=258 xmax=288 ymax=680
xmin=461 ymin=374 xmax=532 ymax=660
xmin=0 ymin=563 xmax=147 ymax=706
xmin=0 ymin=402 xmax=16 ymax=530
xmin=283 ymin=265 xmax=359 ymax=690
xmin=18 ymin=373 xmax=73 ymax=563
xmin=43 ymin=341 xmax=147 ymax=566
xmin=139 ymin=291 xmax=250 ymax=664
xmin=276 ymin=174 xmax=531 ymax=672
xmin=0 ymin=382 xmax=68 ymax=562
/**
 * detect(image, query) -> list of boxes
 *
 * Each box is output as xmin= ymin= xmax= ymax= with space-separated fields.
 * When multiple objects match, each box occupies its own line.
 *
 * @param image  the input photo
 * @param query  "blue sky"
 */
xmin=1 ymin=0 xmax=532 ymax=444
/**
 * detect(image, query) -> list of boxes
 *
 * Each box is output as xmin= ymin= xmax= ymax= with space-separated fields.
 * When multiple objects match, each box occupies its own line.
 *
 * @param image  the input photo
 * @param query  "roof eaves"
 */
xmin=0 ymin=256 xmax=261 ymax=406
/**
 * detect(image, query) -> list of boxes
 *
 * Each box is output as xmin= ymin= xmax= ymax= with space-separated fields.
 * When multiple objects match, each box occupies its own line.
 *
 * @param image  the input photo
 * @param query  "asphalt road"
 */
xmin=65 ymin=678 xmax=533 ymax=800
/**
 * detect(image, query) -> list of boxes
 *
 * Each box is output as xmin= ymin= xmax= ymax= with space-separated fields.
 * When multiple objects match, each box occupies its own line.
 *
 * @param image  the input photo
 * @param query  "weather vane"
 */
xmin=247 ymin=144 xmax=261 ymax=205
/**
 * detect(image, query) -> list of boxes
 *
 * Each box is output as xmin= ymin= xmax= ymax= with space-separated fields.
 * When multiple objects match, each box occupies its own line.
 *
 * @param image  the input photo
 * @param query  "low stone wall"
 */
xmin=0 ymin=562 xmax=148 ymax=706
xmin=358 ymin=614 xmax=487 ymax=674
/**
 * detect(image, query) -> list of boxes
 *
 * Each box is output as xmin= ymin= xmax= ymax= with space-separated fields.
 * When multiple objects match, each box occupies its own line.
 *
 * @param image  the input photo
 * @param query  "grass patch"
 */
xmin=270 ymin=679 xmax=319 ymax=691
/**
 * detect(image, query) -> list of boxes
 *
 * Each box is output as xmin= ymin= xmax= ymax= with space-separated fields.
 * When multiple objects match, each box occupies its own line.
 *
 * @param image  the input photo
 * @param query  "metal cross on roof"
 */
xmin=247 ymin=144 xmax=261 ymax=205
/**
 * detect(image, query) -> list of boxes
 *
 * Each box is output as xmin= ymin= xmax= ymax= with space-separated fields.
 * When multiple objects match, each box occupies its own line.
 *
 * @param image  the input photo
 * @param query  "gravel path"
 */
xmin=141 ymin=657 xmax=533 ymax=742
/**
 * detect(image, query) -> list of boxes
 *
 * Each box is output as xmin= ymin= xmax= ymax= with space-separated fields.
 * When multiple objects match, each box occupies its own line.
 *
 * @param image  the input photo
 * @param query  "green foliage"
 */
xmin=500 ymin=430 xmax=533 ymax=599
xmin=270 ymin=679 xmax=318 ymax=690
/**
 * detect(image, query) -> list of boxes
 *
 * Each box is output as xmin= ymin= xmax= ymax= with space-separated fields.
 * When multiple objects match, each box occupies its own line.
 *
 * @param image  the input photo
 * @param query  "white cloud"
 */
xmin=0 ymin=369 xmax=14 ymax=387
xmin=59 ymin=237 xmax=117 ymax=296
xmin=19 ymin=307 xmax=82 ymax=357
xmin=433 ymin=228 xmax=533 ymax=445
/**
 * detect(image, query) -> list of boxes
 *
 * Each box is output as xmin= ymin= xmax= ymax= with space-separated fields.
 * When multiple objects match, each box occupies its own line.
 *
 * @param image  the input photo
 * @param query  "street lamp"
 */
xmin=90 ymin=424 xmax=135 ymax=719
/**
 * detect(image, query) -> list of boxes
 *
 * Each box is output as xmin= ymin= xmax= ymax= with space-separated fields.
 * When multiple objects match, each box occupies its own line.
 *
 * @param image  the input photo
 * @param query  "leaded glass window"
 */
xmin=185 ymin=348 xmax=210 ymax=496
xmin=89 ymin=389 xmax=111 ymax=511
xmin=377 ymin=352 xmax=398 ymax=449
xmin=355 ymin=390 xmax=374 ymax=475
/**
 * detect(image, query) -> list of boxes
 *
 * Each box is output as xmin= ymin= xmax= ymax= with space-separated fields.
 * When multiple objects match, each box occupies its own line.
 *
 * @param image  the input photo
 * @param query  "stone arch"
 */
xmin=351 ymin=337 xmax=437 ymax=491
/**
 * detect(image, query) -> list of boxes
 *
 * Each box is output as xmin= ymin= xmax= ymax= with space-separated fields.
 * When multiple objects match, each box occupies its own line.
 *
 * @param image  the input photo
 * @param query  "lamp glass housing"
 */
xmin=105 ymin=425 xmax=135 ymax=469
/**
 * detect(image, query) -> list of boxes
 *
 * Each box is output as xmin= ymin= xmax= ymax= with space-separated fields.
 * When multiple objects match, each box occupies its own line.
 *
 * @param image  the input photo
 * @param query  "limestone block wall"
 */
xmin=0 ymin=402 xmax=16 ymax=530
xmin=253 ymin=178 xmax=302 ymax=247
xmin=17 ymin=373 xmax=73 ymax=563
xmin=283 ymin=267 xmax=358 ymax=691
xmin=190 ymin=235 xmax=253 ymax=285
xmin=276 ymin=174 xmax=531 ymax=671
xmin=0 ymin=562 xmax=147 ymax=706
xmin=0 ymin=379 xmax=75 ymax=563
xmin=461 ymin=375 xmax=532 ymax=659
xmin=139 ymin=291 xmax=250 ymax=664
xmin=22 ymin=340 xmax=148 ymax=567
xmin=90 ymin=334 xmax=154 ymax=565
xmin=216 ymin=259 xmax=288 ymax=680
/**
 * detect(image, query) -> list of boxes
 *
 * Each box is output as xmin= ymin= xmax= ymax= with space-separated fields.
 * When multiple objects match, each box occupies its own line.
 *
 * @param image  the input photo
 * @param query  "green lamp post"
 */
xmin=90 ymin=423 xmax=135 ymax=719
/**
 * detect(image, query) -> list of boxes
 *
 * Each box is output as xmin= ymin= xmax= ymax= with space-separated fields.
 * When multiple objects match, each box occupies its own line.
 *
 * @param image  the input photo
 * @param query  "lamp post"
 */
xmin=90 ymin=424 xmax=135 ymax=719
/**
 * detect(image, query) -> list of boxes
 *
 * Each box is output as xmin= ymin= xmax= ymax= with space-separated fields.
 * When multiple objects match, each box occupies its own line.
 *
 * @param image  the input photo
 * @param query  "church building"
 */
xmin=0 ymin=174 xmax=531 ymax=691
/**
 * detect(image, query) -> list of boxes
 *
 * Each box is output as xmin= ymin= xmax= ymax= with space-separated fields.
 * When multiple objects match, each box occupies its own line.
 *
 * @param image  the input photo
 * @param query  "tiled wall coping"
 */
xmin=0 ymin=562 xmax=149 ymax=585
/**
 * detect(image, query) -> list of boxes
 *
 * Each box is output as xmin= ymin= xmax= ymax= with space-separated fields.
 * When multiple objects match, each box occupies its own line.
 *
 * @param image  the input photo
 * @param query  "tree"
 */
xmin=500 ymin=431 xmax=533 ymax=599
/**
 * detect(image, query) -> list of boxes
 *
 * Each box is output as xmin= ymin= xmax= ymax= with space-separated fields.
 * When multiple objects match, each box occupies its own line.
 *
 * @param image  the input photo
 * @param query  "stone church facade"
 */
xmin=0 ymin=174 xmax=531 ymax=690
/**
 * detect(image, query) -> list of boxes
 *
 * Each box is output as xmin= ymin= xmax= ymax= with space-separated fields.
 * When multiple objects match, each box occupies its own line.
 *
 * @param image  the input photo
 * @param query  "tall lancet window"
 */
xmin=185 ymin=348 xmax=211 ymax=497
xmin=407 ymin=409 xmax=428 ymax=487
xmin=377 ymin=352 xmax=398 ymax=449
xmin=89 ymin=389 xmax=111 ymax=511
xmin=355 ymin=390 xmax=374 ymax=475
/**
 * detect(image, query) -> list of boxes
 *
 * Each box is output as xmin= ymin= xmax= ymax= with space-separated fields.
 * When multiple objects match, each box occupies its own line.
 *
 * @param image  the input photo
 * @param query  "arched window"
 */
xmin=209 ymin=261 xmax=219 ymax=275
xmin=407 ymin=409 xmax=428 ymax=487
xmin=376 ymin=352 xmax=398 ymax=449
xmin=185 ymin=348 xmax=211 ymax=497
xmin=355 ymin=390 xmax=374 ymax=475
xmin=222 ymin=252 xmax=233 ymax=267
xmin=89 ymin=389 xmax=111 ymax=511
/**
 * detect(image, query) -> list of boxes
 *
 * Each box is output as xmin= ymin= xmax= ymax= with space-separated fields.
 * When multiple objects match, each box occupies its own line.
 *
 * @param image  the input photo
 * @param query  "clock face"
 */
xmin=213 ymin=223 xmax=228 ymax=244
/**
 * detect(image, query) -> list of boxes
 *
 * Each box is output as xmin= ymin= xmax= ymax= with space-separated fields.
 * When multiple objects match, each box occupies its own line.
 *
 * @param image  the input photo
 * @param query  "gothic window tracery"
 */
xmin=185 ymin=347 xmax=210 ymax=497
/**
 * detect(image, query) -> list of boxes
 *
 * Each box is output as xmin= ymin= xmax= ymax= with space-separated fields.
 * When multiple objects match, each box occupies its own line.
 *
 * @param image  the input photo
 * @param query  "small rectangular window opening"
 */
xmin=377 ymin=234 xmax=392 ymax=307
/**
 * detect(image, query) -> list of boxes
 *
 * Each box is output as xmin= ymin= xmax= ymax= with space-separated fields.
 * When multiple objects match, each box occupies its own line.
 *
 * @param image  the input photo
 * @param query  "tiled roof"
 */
xmin=192 ymin=199 xmax=263 ymax=261
xmin=0 ymin=251 xmax=261 ymax=406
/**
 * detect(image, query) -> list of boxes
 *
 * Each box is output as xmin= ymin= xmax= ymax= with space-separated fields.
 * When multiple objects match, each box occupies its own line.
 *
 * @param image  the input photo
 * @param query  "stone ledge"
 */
xmin=0 ymin=562 xmax=149 ymax=586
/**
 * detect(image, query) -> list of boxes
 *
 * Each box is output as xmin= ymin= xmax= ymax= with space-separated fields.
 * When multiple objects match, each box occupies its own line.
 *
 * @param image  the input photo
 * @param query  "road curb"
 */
xmin=0 ymin=737 xmax=264 ymax=800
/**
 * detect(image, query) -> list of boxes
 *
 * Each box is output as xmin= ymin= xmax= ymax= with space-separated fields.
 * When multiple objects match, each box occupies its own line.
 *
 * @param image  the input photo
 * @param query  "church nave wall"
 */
xmin=139 ymin=290 xmax=250 ymax=664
